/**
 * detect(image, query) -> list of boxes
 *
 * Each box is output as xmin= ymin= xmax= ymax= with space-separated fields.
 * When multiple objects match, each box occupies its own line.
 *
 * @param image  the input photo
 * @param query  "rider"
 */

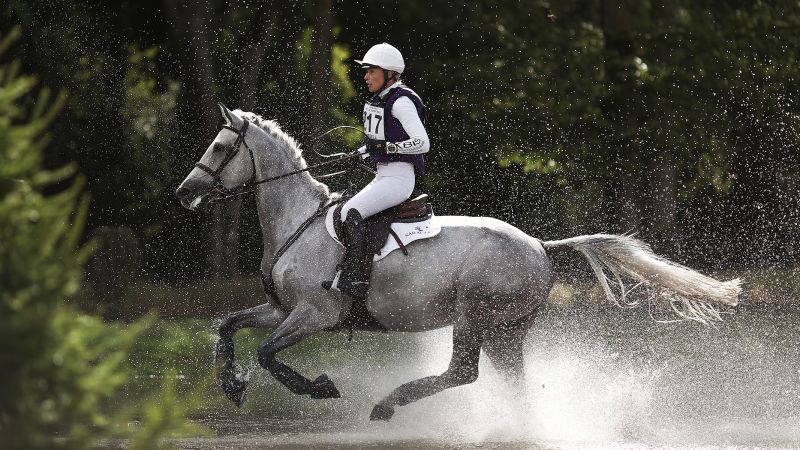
xmin=323 ymin=42 xmax=430 ymax=300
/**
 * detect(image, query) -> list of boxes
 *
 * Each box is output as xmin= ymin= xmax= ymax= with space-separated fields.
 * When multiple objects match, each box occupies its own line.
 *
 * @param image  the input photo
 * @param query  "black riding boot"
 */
xmin=322 ymin=209 xmax=371 ymax=299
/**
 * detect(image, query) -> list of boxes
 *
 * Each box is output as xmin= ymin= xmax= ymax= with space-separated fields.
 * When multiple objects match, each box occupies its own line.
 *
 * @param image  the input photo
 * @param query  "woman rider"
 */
xmin=323 ymin=43 xmax=430 ymax=300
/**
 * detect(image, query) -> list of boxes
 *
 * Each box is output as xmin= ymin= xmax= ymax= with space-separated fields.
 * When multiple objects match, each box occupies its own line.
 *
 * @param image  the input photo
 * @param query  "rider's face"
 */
xmin=364 ymin=67 xmax=385 ymax=93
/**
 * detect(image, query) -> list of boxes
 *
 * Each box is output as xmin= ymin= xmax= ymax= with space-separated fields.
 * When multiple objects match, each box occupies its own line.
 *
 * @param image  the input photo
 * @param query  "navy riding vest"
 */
xmin=365 ymin=87 xmax=428 ymax=176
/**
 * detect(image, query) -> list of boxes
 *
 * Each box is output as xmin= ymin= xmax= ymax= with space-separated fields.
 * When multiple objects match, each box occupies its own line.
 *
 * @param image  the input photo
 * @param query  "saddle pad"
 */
xmin=325 ymin=207 xmax=442 ymax=262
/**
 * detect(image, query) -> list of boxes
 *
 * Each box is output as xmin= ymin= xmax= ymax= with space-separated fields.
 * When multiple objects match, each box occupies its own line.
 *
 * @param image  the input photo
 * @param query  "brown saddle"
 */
xmin=333 ymin=191 xmax=433 ymax=257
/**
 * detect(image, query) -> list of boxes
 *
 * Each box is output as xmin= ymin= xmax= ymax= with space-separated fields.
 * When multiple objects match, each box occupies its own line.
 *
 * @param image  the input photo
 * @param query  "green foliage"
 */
xmin=122 ymin=46 xmax=179 ymax=232
xmin=329 ymin=41 xmax=363 ymax=147
xmin=126 ymin=368 xmax=211 ymax=450
xmin=0 ymin=28 xmax=201 ymax=448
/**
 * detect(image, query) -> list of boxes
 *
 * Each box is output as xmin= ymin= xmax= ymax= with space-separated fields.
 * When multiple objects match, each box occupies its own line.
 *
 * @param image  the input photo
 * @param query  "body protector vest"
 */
xmin=363 ymin=86 xmax=428 ymax=176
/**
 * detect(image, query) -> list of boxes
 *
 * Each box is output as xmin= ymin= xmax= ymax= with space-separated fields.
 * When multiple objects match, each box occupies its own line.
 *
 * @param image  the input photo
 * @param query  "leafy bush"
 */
xmin=0 ymin=27 xmax=200 ymax=449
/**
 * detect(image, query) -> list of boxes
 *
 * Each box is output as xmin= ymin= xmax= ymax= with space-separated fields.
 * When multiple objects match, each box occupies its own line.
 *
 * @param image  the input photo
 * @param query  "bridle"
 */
xmin=194 ymin=119 xmax=366 ymax=204
xmin=194 ymin=120 xmax=256 ymax=201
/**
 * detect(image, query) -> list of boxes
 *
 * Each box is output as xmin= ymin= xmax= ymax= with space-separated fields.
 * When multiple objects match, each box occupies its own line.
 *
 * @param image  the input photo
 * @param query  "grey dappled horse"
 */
xmin=176 ymin=105 xmax=741 ymax=421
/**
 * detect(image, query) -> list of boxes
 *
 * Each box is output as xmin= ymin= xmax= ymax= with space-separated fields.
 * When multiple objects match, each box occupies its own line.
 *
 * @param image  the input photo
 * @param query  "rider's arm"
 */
xmin=389 ymin=96 xmax=429 ymax=154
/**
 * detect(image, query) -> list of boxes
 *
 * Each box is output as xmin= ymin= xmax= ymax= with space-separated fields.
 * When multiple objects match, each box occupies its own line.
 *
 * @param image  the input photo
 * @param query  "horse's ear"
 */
xmin=218 ymin=103 xmax=233 ymax=125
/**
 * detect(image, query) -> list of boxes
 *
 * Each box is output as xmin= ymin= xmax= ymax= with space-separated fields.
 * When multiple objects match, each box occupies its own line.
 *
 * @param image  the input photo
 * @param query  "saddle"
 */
xmin=332 ymin=191 xmax=433 ymax=257
xmin=327 ymin=191 xmax=433 ymax=334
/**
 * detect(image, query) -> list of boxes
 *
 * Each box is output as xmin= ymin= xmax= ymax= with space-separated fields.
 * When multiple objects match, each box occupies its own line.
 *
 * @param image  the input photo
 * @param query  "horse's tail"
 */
xmin=542 ymin=234 xmax=741 ymax=323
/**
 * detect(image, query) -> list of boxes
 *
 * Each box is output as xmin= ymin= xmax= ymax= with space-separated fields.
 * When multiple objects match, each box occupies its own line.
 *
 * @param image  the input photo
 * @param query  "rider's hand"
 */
xmin=365 ymin=139 xmax=386 ymax=155
xmin=386 ymin=142 xmax=399 ymax=154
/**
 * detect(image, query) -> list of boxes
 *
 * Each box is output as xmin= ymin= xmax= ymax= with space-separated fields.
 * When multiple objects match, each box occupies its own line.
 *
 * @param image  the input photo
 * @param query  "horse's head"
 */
xmin=176 ymin=104 xmax=257 ymax=212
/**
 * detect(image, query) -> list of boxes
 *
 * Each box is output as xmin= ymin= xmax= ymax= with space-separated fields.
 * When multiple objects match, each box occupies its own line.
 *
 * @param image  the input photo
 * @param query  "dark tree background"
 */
xmin=3 ymin=0 xmax=799 ymax=287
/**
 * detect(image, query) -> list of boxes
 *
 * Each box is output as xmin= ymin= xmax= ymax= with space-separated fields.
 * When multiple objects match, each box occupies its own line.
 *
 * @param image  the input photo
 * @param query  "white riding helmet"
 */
xmin=354 ymin=43 xmax=405 ymax=74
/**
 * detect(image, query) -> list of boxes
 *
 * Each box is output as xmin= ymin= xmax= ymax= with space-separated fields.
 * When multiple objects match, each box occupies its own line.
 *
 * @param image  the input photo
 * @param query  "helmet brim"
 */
xmin=354 ymin=59 xmax=377 ymax=69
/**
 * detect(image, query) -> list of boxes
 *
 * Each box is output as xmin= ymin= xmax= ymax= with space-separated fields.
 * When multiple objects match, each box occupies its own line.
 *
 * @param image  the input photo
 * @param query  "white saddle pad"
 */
xmin=325 ymin=207 xmax=441 ymax=262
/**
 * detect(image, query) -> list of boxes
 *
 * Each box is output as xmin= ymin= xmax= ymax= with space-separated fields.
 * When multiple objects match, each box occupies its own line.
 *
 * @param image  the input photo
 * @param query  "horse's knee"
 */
xmin=219 ymin=314 xmax=237 ymax=336
xmin=257 ymin=342 xmax=276 ymax=369
xmin=461 ymin=368 xmax=479 ymax=385
xmin=443 ymin=366 xmax=479 ymax=386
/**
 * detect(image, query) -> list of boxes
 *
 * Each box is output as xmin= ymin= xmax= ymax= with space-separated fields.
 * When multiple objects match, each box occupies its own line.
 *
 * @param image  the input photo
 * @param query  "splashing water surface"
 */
xmin=178 ymin=304 xmax=800 ymax=449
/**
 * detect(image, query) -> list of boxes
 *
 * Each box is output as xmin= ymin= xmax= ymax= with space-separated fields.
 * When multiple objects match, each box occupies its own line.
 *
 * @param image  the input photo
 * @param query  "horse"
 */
xmin=176 ymin=104 xmax=741 ymax=421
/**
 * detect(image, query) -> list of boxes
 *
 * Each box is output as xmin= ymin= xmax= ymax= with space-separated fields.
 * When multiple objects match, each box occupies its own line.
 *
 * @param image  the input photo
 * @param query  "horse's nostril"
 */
xmin=176 ymin=186 xmax=190 ymax=199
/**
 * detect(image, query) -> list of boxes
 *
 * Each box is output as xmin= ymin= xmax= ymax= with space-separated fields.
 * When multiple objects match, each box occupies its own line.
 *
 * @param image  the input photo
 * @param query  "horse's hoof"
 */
xmin=222 ymin=380 xmax=247 ymax=408
xmin=221 ymin=374 xmax=248 ymax=407
xmin=310 ymin=373 xmax=341 ymax=399
xmin=369 ymin=404 xmax=394 ymax=421
xmin=228 ymin=383 xmax=248 ymax=408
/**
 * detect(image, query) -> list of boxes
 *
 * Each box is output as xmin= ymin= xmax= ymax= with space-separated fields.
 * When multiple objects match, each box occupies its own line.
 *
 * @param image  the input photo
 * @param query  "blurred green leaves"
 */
xmin=0 ymin=28 xmax=201 ymax=448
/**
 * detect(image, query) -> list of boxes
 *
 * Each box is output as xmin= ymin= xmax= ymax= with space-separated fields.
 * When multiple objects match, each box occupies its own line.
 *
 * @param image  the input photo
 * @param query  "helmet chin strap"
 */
xmin=378 ymin=69 xmax=396 ymax=94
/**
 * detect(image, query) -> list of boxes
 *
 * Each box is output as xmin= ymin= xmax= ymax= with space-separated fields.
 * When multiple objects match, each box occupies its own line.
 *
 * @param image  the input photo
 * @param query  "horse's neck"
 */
xmin=253 ymin=158 xmax=329 ymax=259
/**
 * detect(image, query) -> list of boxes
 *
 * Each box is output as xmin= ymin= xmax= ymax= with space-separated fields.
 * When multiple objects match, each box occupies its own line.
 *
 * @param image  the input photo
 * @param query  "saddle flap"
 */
xmin=325 ymin=203 xmax=441 ymax=262
xmin=330 ymin=191 xmax=434 ymax=256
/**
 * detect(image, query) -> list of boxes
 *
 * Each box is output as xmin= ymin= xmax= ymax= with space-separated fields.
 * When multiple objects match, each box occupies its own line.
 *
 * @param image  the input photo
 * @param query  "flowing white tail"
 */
xmin=544 ymin=234 xmax=742 ymax=323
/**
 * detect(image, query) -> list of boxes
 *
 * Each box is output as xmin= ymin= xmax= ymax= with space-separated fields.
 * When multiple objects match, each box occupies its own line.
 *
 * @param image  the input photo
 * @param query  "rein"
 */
xmin=196 ymin=118 xmax=365 ymax=204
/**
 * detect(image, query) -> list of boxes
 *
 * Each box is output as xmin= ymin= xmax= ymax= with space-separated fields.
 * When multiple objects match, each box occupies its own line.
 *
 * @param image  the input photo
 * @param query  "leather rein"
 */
xmin=194 ymin=118 xmax=364 ymax=205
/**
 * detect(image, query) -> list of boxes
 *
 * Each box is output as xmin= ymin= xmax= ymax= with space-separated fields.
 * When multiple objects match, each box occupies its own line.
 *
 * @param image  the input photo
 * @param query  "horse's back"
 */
xmin=368 ymin=215 xmax=552 ymax=330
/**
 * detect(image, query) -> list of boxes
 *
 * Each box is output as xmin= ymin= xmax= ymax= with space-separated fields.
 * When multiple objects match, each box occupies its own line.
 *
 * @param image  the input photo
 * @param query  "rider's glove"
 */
xmin=365 ymin=139 xmax=386 ymax=155
xmin=386 ymin=142 xmax=399 ymax=154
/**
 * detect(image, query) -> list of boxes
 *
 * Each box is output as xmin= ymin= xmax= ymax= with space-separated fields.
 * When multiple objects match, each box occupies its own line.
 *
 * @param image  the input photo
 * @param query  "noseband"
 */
xmin=194 ymin=119 xmax=257 ymax=199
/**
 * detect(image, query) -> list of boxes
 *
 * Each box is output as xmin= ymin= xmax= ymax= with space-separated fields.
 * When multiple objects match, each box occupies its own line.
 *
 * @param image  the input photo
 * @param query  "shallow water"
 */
xmin=174 ymin=303 xmax=800 ymax=449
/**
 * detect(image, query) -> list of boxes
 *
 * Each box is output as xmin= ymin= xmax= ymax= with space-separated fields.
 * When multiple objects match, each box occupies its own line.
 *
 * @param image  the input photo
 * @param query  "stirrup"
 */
xmin=322 ymin=271 xmax=341 ymax=291
xmin=322 ymin=270 xmax=368 ymax=299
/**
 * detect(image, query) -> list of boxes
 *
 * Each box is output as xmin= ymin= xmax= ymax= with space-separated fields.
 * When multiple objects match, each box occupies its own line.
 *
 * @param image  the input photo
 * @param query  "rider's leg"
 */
xmin=323 ymin=162 xmax=414 ymax=298
xmin=323 ymin=208 xmax=371 ymax=298
xmin=339 ymin=161 xmax=415 ymax=220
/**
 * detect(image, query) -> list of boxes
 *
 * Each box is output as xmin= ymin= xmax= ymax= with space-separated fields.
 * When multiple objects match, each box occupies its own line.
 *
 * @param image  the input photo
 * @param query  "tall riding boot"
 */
xmin=322 ymin=209 xmax=372 ymax=299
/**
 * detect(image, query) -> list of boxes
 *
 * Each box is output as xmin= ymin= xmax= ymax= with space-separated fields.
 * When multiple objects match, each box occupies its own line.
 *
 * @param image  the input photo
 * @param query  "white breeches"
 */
xmin=341 ymin=162 xmax=415 ymax=220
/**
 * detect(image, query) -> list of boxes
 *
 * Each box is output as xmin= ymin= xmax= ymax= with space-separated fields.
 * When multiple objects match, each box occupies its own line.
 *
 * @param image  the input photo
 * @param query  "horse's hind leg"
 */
xmin=370 ymin=311 xmax=489 ymax=421
xmin=215 ymin=303 xmax=287 ymax=407
xmin=483 ymin=311 xmax=537 ymax=385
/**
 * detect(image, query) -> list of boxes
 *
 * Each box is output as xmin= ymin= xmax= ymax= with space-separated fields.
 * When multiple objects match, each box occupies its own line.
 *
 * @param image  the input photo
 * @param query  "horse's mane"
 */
xmin=235 ymin=110 xmax=333 ymax=198
xmin=235 ymin=110 xmax=304 ymax=161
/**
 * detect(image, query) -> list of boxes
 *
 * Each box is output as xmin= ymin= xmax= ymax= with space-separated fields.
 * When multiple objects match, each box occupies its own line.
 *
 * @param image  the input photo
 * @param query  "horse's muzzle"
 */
xmin=176 ymin=182 xmax=211 ymax=212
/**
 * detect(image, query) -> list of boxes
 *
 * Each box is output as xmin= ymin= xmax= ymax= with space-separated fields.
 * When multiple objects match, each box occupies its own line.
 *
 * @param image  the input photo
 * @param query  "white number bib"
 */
xmin=363 ymin=103 xmax=384 ymax=140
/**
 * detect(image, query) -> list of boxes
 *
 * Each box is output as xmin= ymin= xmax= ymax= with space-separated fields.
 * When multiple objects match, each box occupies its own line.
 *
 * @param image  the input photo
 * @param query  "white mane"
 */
xmin=234 ymin=110 xmax=331 ymax=198
xmin=235 ymin=110 xmax=304 ymax=162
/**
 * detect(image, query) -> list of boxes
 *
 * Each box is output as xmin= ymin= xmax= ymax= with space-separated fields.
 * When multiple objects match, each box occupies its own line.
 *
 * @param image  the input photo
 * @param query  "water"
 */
xmin=174 ymin=303 xmax=800 ymax=449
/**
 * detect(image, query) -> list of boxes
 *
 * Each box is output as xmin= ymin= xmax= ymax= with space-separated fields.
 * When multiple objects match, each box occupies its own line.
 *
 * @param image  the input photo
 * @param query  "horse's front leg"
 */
xmin=257 ymin=302 xmax=342 ymax=399
xmin=215 ymin=303 xmax=287 ymax=407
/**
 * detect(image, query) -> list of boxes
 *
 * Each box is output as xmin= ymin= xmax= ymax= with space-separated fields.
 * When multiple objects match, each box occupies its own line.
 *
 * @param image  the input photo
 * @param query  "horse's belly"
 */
xmin=367 ymin=262 xmax=458 ymax=331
